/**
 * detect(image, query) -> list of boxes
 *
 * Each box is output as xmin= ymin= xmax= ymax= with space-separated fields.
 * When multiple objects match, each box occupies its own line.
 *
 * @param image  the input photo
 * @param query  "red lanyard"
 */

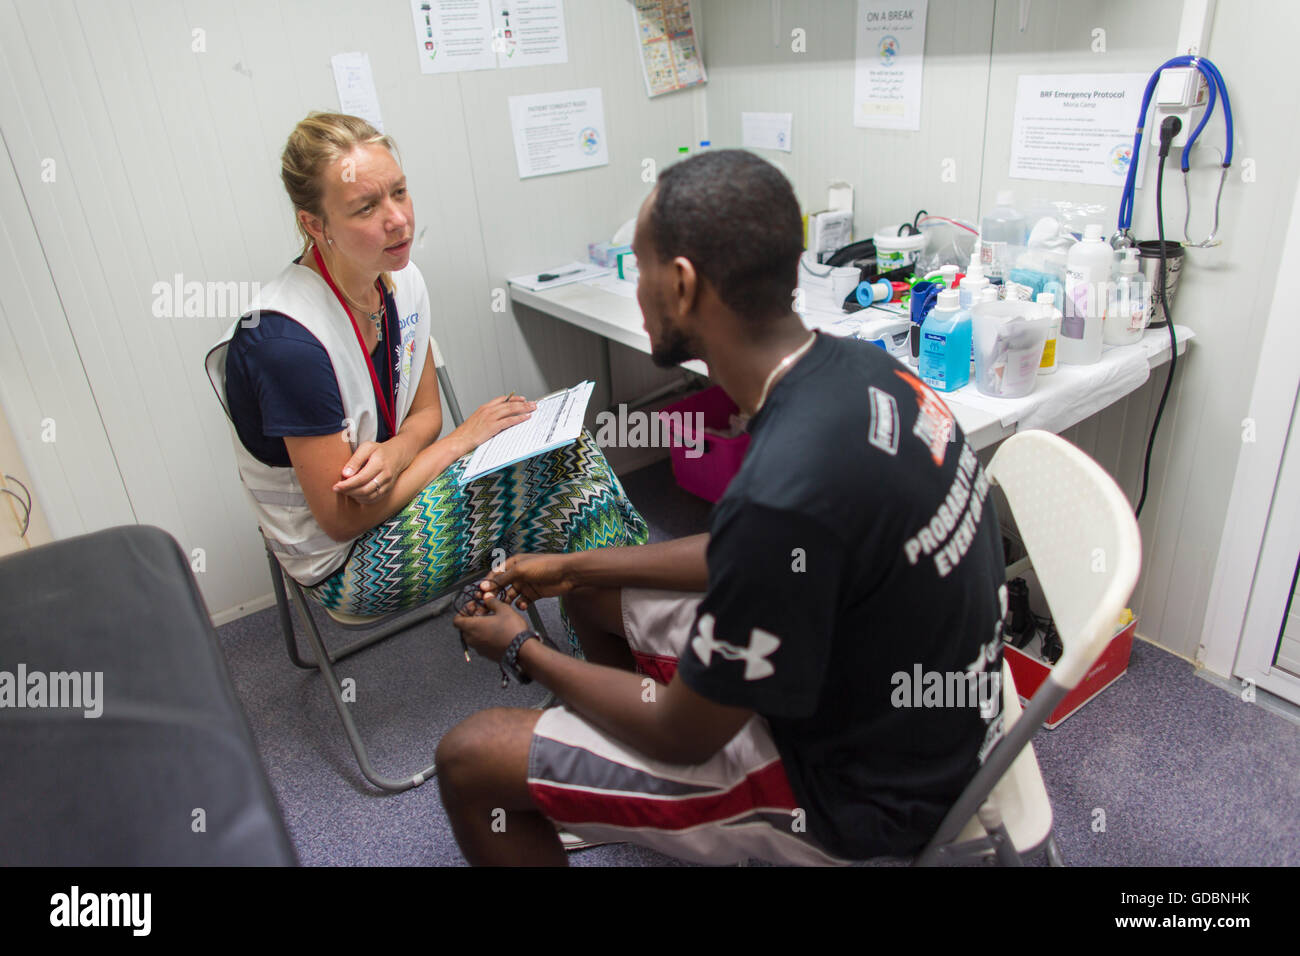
xmin=311 ymin=245 xmax=396 ymax=436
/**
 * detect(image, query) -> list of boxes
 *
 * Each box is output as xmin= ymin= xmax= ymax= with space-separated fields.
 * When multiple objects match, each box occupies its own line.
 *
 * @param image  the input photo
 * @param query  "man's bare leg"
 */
xmin=438 ymin=588 xmax=633 ymax=864
xmin=562 ymin=586 xmax=635 ymax=671
xmin=436 ymin=707 xmax=567 ymax=866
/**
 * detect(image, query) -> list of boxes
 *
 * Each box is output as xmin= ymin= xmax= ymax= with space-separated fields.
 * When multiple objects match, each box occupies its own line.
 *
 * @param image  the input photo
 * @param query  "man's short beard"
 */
xmin=650 ymin=324 xmax=695 ymax=368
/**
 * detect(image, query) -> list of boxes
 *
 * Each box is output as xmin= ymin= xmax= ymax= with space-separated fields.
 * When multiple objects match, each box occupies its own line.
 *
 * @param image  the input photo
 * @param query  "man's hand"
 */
xmin=483 ymin=553 xmax=577 ymax=610
xmin=453 ymin=593 xmax=527 ymax=664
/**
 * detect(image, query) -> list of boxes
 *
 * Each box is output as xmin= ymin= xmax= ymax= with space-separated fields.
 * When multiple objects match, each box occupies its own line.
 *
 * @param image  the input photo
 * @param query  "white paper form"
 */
xmin=411 ymin=0 xmax=497 ymax=75
xmin=1009 ymin=74 xmax=1150 ymax=188
xmin=853 ymin=0 xmax=927 ymax=131
xmin=331 ymin=53 xmax=384 ymax=131
xmin=742 ymin=112 xmax=793 ymax=152
xmin=493 ymin=0 xmax=568 ymax=68
xmin=459 ymin=381 xmax=595 ymax=484
xmin=508 ymin=88 xmax=609 ymax=179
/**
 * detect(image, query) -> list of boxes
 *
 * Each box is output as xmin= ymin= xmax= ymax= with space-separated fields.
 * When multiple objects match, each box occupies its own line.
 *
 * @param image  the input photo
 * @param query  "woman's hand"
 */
xmin=332 ymin=440 xmax=406 ymax=502
xmin=449 ymin=395 xmax=536 ymax=455
xmin=482 ymin=553 xmax=578 ymax=610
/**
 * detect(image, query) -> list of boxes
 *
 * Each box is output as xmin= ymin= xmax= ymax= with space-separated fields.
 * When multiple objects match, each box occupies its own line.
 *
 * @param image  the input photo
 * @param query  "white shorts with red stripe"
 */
xmin=527 ymin=587 xmax=851 ymax=866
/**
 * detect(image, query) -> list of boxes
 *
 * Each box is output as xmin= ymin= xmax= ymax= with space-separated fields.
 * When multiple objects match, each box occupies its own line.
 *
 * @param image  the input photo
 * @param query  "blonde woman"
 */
xmin=206 ymin=113 xmax=647 ymax=641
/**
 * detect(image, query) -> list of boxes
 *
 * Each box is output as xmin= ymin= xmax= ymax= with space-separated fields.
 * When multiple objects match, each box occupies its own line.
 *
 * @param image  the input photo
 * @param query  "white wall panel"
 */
xmin=699 ymin=0 xmax=995 ymax=248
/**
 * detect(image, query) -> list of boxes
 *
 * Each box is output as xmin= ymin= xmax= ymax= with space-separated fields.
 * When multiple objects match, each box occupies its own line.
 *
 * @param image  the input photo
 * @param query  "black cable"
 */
xmin=1134 ymin=119 xmax=1183 ymax=519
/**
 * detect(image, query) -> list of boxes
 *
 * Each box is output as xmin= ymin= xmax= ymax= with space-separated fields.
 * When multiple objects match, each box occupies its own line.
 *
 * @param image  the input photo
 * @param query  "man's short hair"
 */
xmin=648 ymin=150 xmax=804 ymax=322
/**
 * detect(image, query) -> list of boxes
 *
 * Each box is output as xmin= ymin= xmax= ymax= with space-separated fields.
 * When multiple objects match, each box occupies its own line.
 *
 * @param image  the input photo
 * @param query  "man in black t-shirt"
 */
xmin=440 ymin=150 xmax=1007 ymax=865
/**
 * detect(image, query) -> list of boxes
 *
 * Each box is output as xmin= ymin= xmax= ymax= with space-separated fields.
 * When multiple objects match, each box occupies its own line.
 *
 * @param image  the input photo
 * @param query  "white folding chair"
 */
xmin=915 ymin=429 xmax=1142 ymax=865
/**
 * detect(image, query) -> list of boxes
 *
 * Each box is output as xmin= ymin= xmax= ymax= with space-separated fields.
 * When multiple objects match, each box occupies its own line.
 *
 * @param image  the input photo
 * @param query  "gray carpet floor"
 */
xmin=215 ymin=459 xmax=1300 ymax=866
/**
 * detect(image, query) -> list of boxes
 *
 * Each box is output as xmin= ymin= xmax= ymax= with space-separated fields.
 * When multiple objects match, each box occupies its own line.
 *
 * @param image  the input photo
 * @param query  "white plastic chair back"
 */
xmin=953 ymin=662 xmax=1052 ymax=850
xmin=987 ymin=430 xmax=1142 ymax=690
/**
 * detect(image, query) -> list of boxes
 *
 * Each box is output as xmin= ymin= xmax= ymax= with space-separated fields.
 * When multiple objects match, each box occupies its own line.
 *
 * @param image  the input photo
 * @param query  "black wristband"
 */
xmin=501 ymin=629 xmax=538 ymax=686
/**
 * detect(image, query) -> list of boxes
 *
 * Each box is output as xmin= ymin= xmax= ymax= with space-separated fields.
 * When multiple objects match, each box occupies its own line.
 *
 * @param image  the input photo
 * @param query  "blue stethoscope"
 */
xmin=1116 ymin=55 xmax=1233 ymax=248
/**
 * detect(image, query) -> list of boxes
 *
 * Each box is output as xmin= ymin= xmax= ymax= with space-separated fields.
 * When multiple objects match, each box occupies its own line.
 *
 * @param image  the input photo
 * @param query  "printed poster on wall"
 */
xmin=853 ymin=0 xmax=927 ymax=131
xmin=1009 ymin=74 xmax=1150 ymax=188
xmin=634 ymin=0 xmax=707 ymax=97
xmin=411 ymin=0 xmax=567 ymax=75
xmin=509 ymin=88 xmax=609 ymax=179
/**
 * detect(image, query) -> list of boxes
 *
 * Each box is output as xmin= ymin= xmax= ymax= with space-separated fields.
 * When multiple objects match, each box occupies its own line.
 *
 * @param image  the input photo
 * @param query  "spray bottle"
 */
xmin=959 ymin=257 xmax=989 ymax=309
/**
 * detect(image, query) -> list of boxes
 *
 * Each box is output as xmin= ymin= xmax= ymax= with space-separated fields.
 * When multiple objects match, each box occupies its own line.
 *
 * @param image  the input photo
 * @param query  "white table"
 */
xmin=509 ymin=278 xmax=1193 ymax=452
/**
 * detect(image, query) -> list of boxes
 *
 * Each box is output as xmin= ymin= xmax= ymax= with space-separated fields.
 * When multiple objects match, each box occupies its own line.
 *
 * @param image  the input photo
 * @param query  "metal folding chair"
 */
xmin=263 ymin=337 xmax=559 ymax=793
xmin=915 ymin=430 xmax=1142 ymax=865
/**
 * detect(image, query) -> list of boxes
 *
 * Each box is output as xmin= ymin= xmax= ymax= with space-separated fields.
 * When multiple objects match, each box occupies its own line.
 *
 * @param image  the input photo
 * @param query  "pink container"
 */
xmin=657 ymin=386 xmax=751 ymax=503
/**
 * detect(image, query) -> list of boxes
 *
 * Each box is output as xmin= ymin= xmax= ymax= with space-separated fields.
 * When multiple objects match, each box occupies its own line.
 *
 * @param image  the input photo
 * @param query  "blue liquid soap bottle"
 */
xmin=919 ymin=289 xmax=971 ymax=392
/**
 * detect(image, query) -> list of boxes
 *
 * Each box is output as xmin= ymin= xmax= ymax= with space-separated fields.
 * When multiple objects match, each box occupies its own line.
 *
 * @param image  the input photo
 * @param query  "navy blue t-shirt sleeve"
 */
xmin=227 ymin=316 xmax=346 ymax=439
xmin=677 ymin=502 xmax=846 ymax=718
xmin=249 ymin=338 xmax=347 ymax=438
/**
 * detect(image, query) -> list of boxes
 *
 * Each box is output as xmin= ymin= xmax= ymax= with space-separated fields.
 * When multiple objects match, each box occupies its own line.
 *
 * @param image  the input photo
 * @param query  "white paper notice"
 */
xmin=1009 ymin=74 xmax=1150 ymax=188
xmin=411 ymin=0 xmax=496 ymax=75
xmin=741 ymin=112 xmax=793 ymax=152
xmin=508 ymin=88 xmax=609 ymax=179
xmin=853 ymin=0 xmax=927 ymax=131
xmin=492 ymin=0 xmax=568 ymax=69
xmin=331 ymin=52 xmax=384 ymax=132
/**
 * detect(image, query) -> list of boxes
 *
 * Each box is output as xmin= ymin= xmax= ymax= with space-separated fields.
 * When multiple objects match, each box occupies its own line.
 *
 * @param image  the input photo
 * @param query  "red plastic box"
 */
xmin=657 ymin=386 xmax=751 ymax=503
xmin=1003 ymin=617 xmax=1137 ymax=729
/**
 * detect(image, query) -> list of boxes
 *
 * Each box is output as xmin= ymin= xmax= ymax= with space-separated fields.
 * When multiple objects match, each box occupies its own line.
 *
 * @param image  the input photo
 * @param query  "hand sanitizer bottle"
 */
xmin=1105 ymin=248 xmax=1147 ymax=346
xmin=919 ymin=289 xmax=971 ymax=392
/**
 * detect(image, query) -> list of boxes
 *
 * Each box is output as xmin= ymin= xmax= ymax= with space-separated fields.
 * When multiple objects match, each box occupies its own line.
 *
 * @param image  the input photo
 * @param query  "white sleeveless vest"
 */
xmin=206 ymin=258 xmax=432 ymax=585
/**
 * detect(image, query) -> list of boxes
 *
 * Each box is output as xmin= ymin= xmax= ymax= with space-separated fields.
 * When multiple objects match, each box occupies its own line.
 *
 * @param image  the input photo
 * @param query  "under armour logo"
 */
xmin=691 ymin=613 xmax=780 ymax=681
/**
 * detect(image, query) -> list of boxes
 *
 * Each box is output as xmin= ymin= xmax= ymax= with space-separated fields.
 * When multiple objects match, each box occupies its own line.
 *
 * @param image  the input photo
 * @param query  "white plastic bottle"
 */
xmin=1036 ymin=292 xmax=1062 ymax=375
xmin=1059 ymin=223 xmax=1112 ymax=365
xmin=973 ymin=286 xmax=998 ymax=374
xmin=980 ymin=190 xmax=1027 ymax=283
xmin=959 ymin=258 xmax=990 ymax=309
xmin=1105 ymin=248 xmax=1147 ymax=346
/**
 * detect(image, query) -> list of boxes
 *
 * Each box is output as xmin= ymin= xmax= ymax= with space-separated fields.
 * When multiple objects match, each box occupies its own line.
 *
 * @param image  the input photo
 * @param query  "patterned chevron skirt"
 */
xmin=305 ymin=429 xmax=648 ymax=650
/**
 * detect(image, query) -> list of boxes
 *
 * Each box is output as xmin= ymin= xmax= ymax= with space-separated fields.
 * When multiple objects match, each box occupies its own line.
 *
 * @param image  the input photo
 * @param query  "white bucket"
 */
xmin=873 ymin=226 xmax=927 ymax=272
xmin=972 ymin=301 xmax=1054 ymax=398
